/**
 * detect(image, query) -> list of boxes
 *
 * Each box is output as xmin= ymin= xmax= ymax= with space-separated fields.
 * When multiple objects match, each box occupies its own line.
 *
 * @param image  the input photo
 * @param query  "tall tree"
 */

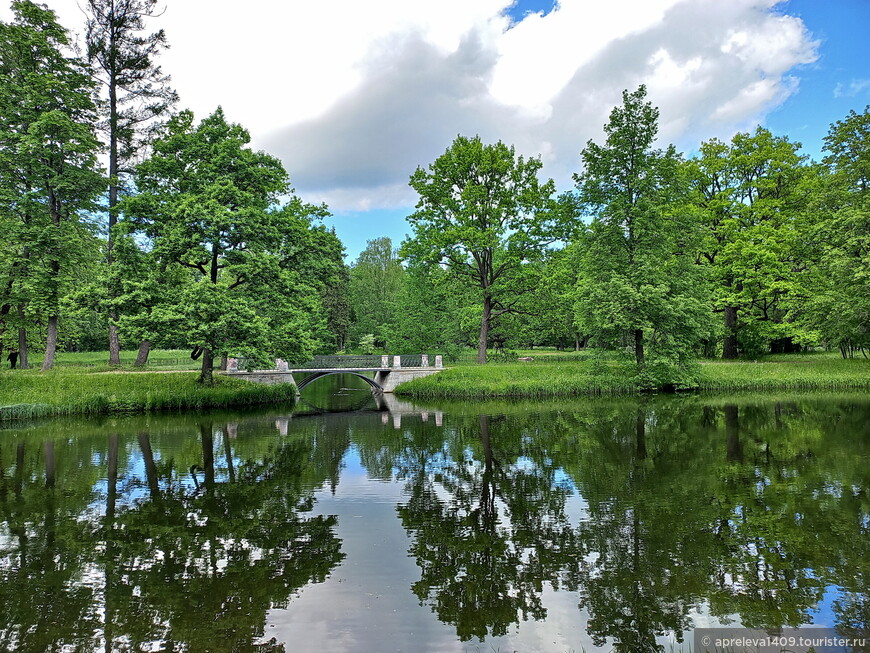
xmin=122 ymin=108 xmax=328 ymax=384
xmin=574 ymin=86 xmax=707 ymax=379
xmin=402 ymin=135 xmax=562 ymax=363
xmin=688 ymin=128 xmax=808 ymax=358
xmin=84 ymin=0 xmax=177 ymax=365
xmin=793 ymin=107 xmax=870 ymax=356
xmin=347 ymin=237 xmax=404 ymax=349
xmin=0 ymin=1 xmax=105 ymax=371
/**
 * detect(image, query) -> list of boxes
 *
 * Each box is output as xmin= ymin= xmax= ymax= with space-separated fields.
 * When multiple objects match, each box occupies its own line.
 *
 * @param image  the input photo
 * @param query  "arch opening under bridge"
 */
xmin=295 ymin=370 xmax=383 ymax=393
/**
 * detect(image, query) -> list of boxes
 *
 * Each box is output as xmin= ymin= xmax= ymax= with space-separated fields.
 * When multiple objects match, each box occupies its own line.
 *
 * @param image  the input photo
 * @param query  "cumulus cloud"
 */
xmin=267 ymin=0 xmax=818 ymax=209
xmin=5 ymin=0 xmax=819 ymax=211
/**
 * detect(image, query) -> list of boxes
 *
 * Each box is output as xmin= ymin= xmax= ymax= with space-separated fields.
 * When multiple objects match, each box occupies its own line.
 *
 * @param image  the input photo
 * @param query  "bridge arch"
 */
xmin=295 ymin=370 xmax=383 ymax=393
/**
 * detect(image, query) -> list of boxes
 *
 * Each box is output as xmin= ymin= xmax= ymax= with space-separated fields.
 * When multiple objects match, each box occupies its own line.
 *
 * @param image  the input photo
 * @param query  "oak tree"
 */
xmin=122 ymin=108 xmax=327 ymax=383
xmin=574 ymin=86 xmax=707 ymax=380
xmin=402 ymin=135 xmax=562 ymax=363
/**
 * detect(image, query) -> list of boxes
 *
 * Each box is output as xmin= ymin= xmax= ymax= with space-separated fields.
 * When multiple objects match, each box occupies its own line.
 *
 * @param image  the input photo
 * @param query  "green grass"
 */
xmin=396 ymin=360 xmax=638 ymax=398
xmin=396 ymin=355 xmax=870 ymax=399
xmin=0 ymin=367 xmax=296 ymax=421
xmin=696 ymin=357 xmax=870 ymax=391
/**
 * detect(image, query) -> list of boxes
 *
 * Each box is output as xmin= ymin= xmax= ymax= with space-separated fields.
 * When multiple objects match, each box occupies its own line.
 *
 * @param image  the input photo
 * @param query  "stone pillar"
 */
xmin=435 ymin=411 xmax=443 ymax=427
xmin=393 ymin=355 xmax=402 ymax=368
xmin=435 ymin=355 xmax=443 ymax=369
xmin=381 ymin=355 xmax=389 ymax=368
xmin=421 ymin=354 xmax=429 ymax=367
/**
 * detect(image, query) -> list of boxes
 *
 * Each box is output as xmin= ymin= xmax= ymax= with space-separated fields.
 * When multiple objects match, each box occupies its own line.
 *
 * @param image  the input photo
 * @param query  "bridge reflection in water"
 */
xmin=273 ymin=392 xmax=443 ymax=435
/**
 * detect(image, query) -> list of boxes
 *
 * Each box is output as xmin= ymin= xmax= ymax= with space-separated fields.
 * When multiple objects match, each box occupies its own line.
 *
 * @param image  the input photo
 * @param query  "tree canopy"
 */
xmin=121 ymin=108 xmax=334 ymax=383
xmin=402 ymin=135 xmax=564 ymax=363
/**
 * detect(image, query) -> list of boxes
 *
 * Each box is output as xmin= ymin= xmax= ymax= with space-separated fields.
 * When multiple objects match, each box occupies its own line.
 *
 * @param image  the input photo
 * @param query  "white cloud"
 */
xmin=834 ymin=78 xmax=870 ymax=98
xmin=3 ymin=0 xmax=819 ymax=211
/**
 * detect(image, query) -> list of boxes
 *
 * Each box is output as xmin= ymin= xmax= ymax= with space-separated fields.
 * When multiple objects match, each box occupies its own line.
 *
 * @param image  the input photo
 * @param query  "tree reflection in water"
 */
xmin=0 ymin=419 xmax=345 ymax=652
xmin=382 ymin=398 xmax=870 ymax=650
xmin=393 ymin=413 xmax=582 ymax=641
xmin=1 ymin=396 xmax=868 ymax=651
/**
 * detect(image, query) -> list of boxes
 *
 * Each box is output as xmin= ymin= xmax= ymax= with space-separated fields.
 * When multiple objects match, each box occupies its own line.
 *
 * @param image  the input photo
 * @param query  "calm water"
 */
xmin=1 ymin=376 xmax=869 ymax=652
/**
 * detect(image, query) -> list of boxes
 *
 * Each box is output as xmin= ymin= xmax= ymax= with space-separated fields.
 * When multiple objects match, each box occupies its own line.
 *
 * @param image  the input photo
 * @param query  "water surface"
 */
xmin=1 ymin=376 xmax=869 ymax=652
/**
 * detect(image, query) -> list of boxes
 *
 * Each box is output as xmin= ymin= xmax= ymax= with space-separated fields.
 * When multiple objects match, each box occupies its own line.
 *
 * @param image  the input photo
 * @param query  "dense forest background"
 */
xmin=1 ymin=1 xmax=868 ymax=384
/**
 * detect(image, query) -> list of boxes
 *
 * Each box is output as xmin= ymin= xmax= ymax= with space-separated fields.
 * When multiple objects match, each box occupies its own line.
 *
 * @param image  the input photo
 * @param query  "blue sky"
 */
xmin=764 ymin=0 xmax=870 ymax=159
xmin=5 ymin=0 xmax=868 ymax=261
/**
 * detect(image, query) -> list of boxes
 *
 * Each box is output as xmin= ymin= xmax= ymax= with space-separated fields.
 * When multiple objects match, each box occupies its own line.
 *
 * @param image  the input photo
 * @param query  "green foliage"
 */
xmin=0 ymin=1 xmax=105 ymax=368
xmin=121 ymin=108 xmax=334 ymax=382
xmin=402 ymin=135 xmax=564 ymax=363
xmin=347 ymin=237 xmax=404 ymax=348
xmin=789 ymin=107 xmax=870 ymax=357
xmin=688 ymin=127 xmax=810 ymax=358
xmin=574 ymin=86 xmax=709 ymax=378
xmin=390 ymin=263 xmax=478 ymax=355
xmin=358 ymin=333 xmax=376 ymax=354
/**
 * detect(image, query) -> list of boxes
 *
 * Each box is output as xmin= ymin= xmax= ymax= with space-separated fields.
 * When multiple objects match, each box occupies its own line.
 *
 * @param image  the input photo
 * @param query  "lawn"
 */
xmin=0 ymin=350 xmax=296 ymax=420
xmin=396 ymin=350 xmax=870 ymax=398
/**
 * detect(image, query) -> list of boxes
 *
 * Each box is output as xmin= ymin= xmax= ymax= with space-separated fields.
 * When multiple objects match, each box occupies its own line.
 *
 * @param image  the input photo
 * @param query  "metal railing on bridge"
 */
xmin=294 ymin=354 xmax=443 ymax=369
xmin=298 ymin=355 xmax=383 ymax=369
xmin=231 ymin=354 xmax=443 ymax=371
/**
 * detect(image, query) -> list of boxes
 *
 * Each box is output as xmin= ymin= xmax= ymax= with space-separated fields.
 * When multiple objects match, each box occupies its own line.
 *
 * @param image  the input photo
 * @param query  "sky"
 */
xmin=4 ymin=0 xmax=869 ymax=260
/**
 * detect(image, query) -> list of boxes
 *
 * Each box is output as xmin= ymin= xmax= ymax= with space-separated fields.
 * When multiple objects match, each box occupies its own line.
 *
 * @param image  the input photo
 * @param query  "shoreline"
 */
xmin=0 ymin=370 xmax=297 ymax=421
xmin=394 ymin=359 xmax=870 ymax=399
xmin=3 ymin=357 xmax=870 ymax=419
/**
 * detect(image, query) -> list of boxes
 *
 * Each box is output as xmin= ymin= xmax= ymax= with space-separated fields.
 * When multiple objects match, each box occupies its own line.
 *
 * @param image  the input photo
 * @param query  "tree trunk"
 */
xmin=200 ymin=425 xmax=215 ymax=492
xmin=635 ymin=409 xmax=647 ymax=460
xmin=106 ymin=434 xmax=119 ymax=520
xmin=108 ymin=317 xmax=121 ymax=366
xmin=634 ymin=328 xmax=644 ymax=367
xmin=17 ymin=308 xmax=29 ymax=369
xmin=41 ymin=315 xmax=58 ymax=371
xmin=199 ymin=348 xmax=214 ymax=385
xmin=723 ymin=306 xmax=738 ymax=359
xmin=725 ymin=404 xmax=743 ymax=462
xmin=137 ymin=432 xmax=160 ymax=500
xmin=220 ymin=353 xmax=228 ymax=371
xmin=134 ymin=340 xmax=151 ymax=367
xmin=106 ymin=60 xmax=122 ymax=368
xmin=44 ymin=440 xmax=56 ymax=489
xmin=477 ymin=295 xmax=492 ymax=364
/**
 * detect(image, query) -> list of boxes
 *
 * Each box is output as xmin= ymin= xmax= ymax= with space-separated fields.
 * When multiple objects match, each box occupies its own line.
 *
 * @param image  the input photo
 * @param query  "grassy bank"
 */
xmin=0 ymin=369 xmax=296 ymax=420
xmin=395 ymin=355 xmax=870 ymax=398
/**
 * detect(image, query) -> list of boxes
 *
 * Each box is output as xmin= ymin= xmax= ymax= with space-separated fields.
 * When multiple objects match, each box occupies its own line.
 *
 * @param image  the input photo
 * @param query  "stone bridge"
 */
xmin=225 ymin=354 xmax=444 ymax=394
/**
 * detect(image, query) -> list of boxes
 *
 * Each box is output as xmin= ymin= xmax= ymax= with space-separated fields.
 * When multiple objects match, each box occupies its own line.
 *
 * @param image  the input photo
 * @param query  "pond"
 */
xmin=1 ymin=375 xmax=869 ymax=652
